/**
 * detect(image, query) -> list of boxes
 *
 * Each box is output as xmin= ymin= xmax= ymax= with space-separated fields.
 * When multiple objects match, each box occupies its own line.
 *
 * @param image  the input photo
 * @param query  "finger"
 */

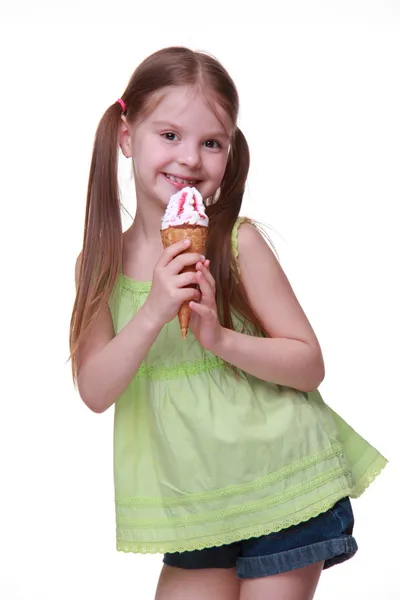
xmin=175 ymin=271 xmax=200 ymax=287
xmin=197 ymin=263 xmax=216 ymax=291
xmin=180 ymin=287 xmax=201 ymax=303
xmin=189 ymin=300 xmax=211 ymax=317
xmin=158 ymin=239 xmax=192 ymax=268
xmin=196 ymin=260 xmax=208 ymax=273
xmin=169 ymin=252 xmax=206 ymax=275
xmin=196 ymin=271 xmax=215 ymax=304
xmin=195 ymin=258 xmax=210 ymax=269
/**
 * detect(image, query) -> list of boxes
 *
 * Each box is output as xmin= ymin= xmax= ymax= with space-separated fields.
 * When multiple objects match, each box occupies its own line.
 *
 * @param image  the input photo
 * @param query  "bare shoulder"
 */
xmin=237 ymin=221 xmax=277 ymax=261
xmin=236 ymin=220 xmax=321 ymax=349
xmin=236 ymin=221 xmax=280 ymax=280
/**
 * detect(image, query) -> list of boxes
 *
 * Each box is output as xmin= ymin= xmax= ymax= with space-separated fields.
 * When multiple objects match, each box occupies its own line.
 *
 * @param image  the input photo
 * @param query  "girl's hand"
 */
xmin=189 ymin=260 xmax=224 ymax=352
xmin=143 ymin=240 xmax=205 ymax=329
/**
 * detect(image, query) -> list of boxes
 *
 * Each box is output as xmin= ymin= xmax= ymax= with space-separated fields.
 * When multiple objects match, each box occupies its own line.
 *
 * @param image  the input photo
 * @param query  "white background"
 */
xmin=0 ymin=1 xmax=399 ymax=599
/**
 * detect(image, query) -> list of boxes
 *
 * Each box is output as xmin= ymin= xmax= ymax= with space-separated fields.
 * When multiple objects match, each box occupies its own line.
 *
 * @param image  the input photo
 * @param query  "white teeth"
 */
xmin=166 ymin=174 xmax=197 ymax=185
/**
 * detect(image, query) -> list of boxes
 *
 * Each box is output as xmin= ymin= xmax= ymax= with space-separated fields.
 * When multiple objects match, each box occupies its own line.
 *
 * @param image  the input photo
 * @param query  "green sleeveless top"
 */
xmin=108 ymin=218 xmax=387 ymax=554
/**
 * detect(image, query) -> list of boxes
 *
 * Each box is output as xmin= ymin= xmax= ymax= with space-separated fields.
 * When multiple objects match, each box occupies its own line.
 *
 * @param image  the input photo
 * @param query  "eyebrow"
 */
xmin=152 ymin=121 xmax=230 ymax=139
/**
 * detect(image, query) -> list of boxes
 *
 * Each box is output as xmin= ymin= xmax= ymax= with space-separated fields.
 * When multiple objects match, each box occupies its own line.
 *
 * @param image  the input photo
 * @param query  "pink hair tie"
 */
xmin=117 ymin=98 xmax=126 ymax=112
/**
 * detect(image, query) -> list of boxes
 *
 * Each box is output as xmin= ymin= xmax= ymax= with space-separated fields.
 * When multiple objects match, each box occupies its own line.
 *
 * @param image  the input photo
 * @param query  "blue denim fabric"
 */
xmin=163 ymin=497 xmax=358 ymax=578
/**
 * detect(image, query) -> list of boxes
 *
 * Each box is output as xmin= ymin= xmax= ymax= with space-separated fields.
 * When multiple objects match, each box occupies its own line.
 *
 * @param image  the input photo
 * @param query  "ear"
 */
xmin=119 ymin=115 xmax=132 ymax=158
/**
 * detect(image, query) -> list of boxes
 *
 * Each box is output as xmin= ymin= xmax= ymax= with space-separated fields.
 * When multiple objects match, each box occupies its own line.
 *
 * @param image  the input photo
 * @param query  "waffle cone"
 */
xmin=161 ymin=224 xmax=208 ymax=338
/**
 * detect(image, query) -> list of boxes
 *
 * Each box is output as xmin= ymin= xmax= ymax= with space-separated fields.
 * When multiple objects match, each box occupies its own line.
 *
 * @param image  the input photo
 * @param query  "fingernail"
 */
xmin=201 ymin=255 xmax=205 ymax=260
xmin=184 ymin=239 xmax=190 ymax=245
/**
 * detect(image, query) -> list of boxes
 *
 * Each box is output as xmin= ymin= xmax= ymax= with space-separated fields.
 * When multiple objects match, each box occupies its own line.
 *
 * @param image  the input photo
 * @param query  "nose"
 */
xmin=178 ymin=142 xmax=201 ymax=169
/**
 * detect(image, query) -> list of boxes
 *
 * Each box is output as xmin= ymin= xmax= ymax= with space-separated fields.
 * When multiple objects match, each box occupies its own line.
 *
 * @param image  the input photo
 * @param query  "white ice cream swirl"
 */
xmin=161 ymin=187 xmax=209 ymax=230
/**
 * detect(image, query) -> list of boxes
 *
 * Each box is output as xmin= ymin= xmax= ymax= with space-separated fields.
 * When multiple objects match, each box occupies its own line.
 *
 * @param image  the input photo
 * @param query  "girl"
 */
xmin=70 ymin=47 xmax=387 ymax=600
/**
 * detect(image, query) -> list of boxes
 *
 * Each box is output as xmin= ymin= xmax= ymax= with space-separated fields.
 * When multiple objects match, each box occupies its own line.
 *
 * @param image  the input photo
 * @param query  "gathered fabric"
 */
xmin=108 ymin=218 xmax=387 ymax=554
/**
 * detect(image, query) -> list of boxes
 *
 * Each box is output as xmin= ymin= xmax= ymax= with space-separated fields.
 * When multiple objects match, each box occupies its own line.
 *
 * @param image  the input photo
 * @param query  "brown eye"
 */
xmin=203 ymin=140 xmax=221 ymax=149
xmin=162 ymin=132 xmax=178 ymax=141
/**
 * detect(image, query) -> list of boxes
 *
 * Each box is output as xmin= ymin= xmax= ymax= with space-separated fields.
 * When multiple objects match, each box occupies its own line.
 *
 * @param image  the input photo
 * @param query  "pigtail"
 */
xmin=206 ymin=128 xmax=248 ymax=326
xmin=207 ymin=128 xmax=264 ymax=334
xmin=69 ymin=101 xmax=123 ymax=381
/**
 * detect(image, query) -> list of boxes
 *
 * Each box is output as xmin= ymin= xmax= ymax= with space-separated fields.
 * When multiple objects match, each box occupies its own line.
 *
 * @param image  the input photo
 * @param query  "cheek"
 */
xmin=209 ymin=154 xmax=229 ymax=180
xmin=150 ymin=142 xmax=173 ymax=168
xmin=136 ymin=135 xmax=167 ymax=164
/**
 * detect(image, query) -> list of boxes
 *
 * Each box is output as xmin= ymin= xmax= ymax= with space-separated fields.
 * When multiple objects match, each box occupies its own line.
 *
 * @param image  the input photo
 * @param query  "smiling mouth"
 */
xmin=164 ymin=173 xmax=200 ymax=185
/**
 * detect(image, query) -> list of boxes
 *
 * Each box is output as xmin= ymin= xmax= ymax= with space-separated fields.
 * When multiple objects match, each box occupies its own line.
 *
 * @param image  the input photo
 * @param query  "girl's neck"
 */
xmin=122 ymin=198 xmax=165 ymax=282
xmin=126 ymin=198 xmax=164 ymax=246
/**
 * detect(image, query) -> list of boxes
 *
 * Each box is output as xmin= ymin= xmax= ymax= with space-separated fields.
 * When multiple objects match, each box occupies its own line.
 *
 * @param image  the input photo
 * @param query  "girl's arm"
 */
xmin=213 ymin=223 xmax=325 ymax=392
xmin=74 ymin=256 xmax=162 ymax=414
xmin=75 ymin=240 xmax=205 ymax=413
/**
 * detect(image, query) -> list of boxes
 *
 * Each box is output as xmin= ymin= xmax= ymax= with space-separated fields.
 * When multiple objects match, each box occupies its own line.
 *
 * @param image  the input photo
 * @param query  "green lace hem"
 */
xmin=351 ymin=455 xmax=389 ymax=498
xmin=116 ymin=455 xmax=387 ymax=554
xmin=115 ymin=493 xmax=351 ymax=555
xmin=116 ymin=443 xmax=344 ymax=507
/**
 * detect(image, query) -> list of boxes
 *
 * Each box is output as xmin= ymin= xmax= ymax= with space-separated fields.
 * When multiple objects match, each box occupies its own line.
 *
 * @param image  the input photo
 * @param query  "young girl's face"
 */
xmin=125 ymin=85 xmax=233 ymax=209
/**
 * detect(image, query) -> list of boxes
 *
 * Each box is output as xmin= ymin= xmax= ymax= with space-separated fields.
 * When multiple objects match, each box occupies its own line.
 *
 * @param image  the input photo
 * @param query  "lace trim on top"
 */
xmin=119 ymin=274 xmax=151 ymax=293
xmin=135 ymin=355 xmax=225 ymax=380
xmin=231 ymin=216 xmax=252 ymax=267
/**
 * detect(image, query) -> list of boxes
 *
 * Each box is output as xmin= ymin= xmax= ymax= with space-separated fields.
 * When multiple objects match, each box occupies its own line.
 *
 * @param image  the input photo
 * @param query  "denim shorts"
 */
xmin=163 ymin=497 xmax=358 ymax=578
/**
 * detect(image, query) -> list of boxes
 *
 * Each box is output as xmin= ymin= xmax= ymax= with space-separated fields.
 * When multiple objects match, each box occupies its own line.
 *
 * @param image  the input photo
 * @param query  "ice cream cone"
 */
xmin=161 ymin=186 xmax=209 ymax=338
xmin=161 ymin=224 xmax=208 ymax=338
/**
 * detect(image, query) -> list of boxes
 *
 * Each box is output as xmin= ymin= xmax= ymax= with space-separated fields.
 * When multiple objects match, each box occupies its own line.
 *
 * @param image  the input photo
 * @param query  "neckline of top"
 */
xmin=118 ymin=272 xmax=152 ymax=292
